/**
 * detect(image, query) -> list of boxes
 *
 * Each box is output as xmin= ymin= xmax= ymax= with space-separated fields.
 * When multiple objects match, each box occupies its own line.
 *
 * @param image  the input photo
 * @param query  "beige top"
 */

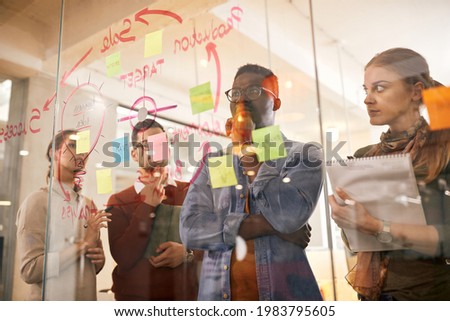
xmin=16 ymin=178 xmax=99 ymax=300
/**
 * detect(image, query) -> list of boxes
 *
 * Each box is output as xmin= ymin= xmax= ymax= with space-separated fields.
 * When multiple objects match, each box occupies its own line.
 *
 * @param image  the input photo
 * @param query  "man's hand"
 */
xmin=276 ymin=223 xmax=312 ymax=249
xmin=83 ymin=209 xmax=111 ymax=247
xmin=149 ymin=242 xmax=185 ymax=268
xmin=238 ymin=214 xmax=275 ymax=240
xmin=85 ymin=239 xmax=105 ymax=274
xmin=139 ymin=167 xmax=167 ymax=207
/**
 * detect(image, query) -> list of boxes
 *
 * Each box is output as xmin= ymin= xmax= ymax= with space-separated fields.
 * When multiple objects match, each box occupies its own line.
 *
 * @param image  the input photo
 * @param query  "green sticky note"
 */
xmin=189 ymin=82 xmax=214 ymax=114
xmin=105 ymin=52 xmax=122 ymax=77
xmin=96 ymin=168 xmax=113 ymax=194
xmin=208 ymin=155 xmax=238 ymax=188
xmin=76 ymin=130 xmax=90 ymax=154
xmin=252 ymin=125 xmax=286 ymax=162
xmin=144 ymin=30 xmax=163 ymax=57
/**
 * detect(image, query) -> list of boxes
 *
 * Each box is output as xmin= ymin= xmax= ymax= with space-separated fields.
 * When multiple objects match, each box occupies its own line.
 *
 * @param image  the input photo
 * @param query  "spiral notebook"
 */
xmin=326 ymin=153 xmax=426 ymax=252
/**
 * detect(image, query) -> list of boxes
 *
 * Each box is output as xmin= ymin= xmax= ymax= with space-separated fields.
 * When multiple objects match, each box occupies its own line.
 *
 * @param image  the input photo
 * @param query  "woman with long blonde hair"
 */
xmin=329 ymin=48 xmax=450 ymax=300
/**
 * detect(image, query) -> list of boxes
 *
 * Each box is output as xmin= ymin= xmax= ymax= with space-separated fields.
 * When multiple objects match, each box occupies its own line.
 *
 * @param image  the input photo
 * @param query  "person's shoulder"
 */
xmin=173 ymin=180 xmax=190 ymax=190
xmin=107 ymin=185 xmax=136 ymax=203
xmin=21 ymin=188 xmax=48 ymax=206
xmin=114 ymin=184 xmax=136 ymax=195
xmin=17 ymin=188 xmax=48 ymax=224
xmin=282 ymin=133 xmax=322 ymax=149
xmin=284 ymin=137 xmax=323 ymax=156
xmin=354 ymin=144 xmax=376 ymax=158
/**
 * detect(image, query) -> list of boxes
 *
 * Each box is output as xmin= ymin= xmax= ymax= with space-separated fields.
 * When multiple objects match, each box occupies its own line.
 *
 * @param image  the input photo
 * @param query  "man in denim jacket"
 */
xmin=180 ymin=64 xmax=323 ymax=300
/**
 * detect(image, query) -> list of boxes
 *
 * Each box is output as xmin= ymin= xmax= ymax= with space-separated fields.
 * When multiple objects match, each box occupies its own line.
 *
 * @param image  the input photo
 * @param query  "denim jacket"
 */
xmin=180 ymin=135 xmax=324 ymax=300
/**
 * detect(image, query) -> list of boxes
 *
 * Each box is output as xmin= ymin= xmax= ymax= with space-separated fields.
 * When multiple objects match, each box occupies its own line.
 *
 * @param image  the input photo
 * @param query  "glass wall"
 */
xmin=311 ymin=0 xmax=450 ymax=301
xmin=0 ymin=0 xmax=448 ymax=301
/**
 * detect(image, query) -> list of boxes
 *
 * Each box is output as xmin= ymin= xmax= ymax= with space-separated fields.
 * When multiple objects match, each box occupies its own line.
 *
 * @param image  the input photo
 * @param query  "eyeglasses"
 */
xmin=133 ymin=141 xmax=149 ymax=150
xmin=224 ymin=85 xmax=277 ymax=103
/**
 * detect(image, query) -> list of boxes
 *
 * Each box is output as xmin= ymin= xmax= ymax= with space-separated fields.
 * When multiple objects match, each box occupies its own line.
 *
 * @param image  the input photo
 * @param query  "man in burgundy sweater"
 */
xmin=107 ymin=119 xmax=201 ymax=300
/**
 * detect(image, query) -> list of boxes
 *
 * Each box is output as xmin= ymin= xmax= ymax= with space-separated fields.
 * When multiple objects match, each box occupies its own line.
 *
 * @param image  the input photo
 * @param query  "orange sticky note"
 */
xmin=96 ymin=168 xmax=113 ymax=194
xmin=423 ymin=86 xmax=450 ymax=131
xmin=144 ymin=30 xmax=163 ymax=58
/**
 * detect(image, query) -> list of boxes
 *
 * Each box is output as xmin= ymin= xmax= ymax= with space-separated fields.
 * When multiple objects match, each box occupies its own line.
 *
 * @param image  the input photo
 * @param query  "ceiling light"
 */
xmin=19 ymin=150 xmax=29 ymax=156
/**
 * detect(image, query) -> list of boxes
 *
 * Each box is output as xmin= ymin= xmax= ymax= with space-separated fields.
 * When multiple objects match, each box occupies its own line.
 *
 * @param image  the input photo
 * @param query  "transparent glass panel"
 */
xmin=0 ymin=79 xmax=11 ymax=183
xmin=0 ymin=78 xmax=11 ymax=299
xmin=312 ymin=0 xmax=450 ymax=301
xmin=1 ymin=0 xmax=64 ymax=301
xmin=39 ymin=0 xmax=331 ymax=300
xmin=5 ymin=0 xmax=447 ymax=302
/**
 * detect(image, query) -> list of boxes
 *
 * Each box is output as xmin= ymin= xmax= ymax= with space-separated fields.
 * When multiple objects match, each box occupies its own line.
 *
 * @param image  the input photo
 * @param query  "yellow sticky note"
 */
xmin=144 ymin=30 xmax=163 ymax=58
xmin=76 ymin=130 xmax=90 ymax=154
xmin=252 ymin=125 xmax=286 ymax=162
xmin=208 ymin=155 xmax=238 ymax=188
xmin=423 ymin=86 xmax=450 ymax=131
xmin=106 ymin=52 xmax=122 ymax=77
xmin=189 ymin=82 xmax=214 ymax=114
xmin=96 ymin=168 xmax=113 ymax=194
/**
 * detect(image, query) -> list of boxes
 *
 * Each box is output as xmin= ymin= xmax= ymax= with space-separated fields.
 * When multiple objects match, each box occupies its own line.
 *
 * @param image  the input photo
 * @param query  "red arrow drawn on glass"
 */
xmin=205 ymin=42 xmax=221 ymax=113
xmin=43 ymin=47 xmax=94 ymax=111
xmin=190 ymin=141 xmax=211 ymax=184
xmin=134 ymin=8 xmax=183 ymax=25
